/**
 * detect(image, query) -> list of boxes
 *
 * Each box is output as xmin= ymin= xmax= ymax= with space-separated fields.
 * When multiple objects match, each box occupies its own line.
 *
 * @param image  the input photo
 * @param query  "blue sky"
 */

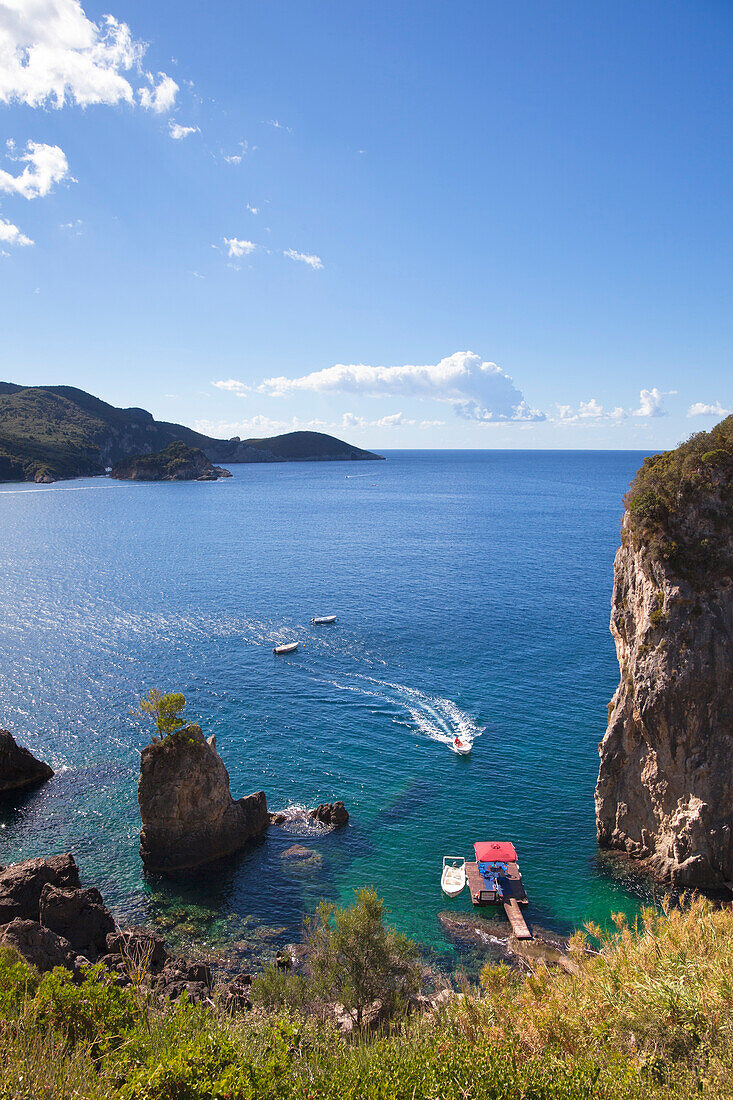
xmin=0 ymin=0 xmax=731 ymax=449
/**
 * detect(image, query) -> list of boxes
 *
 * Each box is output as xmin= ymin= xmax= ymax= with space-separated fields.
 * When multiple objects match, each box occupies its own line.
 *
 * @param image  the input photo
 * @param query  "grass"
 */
xmin=625 ymin=413 xmax=733 ymax=581
xmin=1 ymin=895 xmax=732 ymax=1098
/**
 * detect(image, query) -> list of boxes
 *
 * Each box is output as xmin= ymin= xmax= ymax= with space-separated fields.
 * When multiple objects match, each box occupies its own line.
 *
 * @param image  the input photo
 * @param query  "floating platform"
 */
xmin=466 ymin=841 xmax=532 ymax=940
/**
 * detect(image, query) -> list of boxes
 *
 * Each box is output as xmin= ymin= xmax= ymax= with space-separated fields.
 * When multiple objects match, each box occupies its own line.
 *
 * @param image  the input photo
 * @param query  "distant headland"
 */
xmin=0 ymin=382 xmax=384 ymax=484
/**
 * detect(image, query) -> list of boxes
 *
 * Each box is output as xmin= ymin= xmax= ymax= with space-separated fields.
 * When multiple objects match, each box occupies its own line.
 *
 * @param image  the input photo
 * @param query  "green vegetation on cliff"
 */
xmin=1 ymin=895 xmax=732 ymax=1099
xmin=625 ymin=413 xmax=733 ymax=580
xmin=0 ymin=382 xmax=383 ymax=484
xmin=110 ymin=442 xmax=230 ymax=482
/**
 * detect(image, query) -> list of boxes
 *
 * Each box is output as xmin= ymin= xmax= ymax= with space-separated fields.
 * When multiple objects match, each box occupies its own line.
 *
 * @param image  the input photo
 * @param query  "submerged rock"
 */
xmin=595 ymin=426 xmax=733 ymax=888
xmin=0 ymin=728 xmax=53 ymax=794
xmin=138 ymin=724 xmax=268 ymax=873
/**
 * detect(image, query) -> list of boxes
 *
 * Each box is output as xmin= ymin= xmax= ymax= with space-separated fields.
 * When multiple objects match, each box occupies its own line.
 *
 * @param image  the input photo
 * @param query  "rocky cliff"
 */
xmin=0 ymin=729 xmax=53 ymax=793
xmin=110 ymin=442 xmax=231 ymax=482
xmin=138 ymin=725 xmax=268 ymax=873
xmin=595 ymin=418 xmax=733 ymax=888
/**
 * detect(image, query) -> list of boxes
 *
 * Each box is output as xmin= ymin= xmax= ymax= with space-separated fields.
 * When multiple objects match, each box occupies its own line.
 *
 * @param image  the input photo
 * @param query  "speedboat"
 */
xmin=273 ymin=641 xmax=299 ymax=655
xmin=441 ymin=856 xmax=466 ymax=897
xmin=452 ymin=736 xmax=472 ymax=755
xmin=311 ymin=615 xmax=338 ymax=625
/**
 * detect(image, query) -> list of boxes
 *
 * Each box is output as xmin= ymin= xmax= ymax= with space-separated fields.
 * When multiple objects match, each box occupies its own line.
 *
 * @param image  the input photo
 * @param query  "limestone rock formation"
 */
xmin=595 ymin=422 xmax=733 ymax=888
xmin=39 ymin=883 xmax=116 ymax=961
xmin=138 ymin=724 xmax=268 ymax=873
xmin=1 ymin=918 xmax=87 ymax=975
xmin=0 ymin=728 xmax=53 ymax=793
xmin=0 ymin=853 xmax=80 ymax=924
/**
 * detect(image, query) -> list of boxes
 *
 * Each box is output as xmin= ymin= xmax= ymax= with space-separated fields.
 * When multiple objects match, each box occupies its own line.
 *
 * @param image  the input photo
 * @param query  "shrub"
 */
xmin=0 ymin=944 xmax=39 ymax=1016
xmin=33 ymin=964 xmax=139 ymax=1055
xmin=624 ymin=414 xmax=733 ymax=582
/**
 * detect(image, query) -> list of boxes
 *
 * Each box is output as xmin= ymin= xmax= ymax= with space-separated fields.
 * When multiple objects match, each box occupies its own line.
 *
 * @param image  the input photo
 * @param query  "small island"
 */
xmin=110 ymin=442 xmax=232 ymax=482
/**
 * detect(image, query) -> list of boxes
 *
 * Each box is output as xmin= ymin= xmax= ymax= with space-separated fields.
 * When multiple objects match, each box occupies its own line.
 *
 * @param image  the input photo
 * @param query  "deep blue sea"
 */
xmin=0 ymin=451 xmax=654 ymax=970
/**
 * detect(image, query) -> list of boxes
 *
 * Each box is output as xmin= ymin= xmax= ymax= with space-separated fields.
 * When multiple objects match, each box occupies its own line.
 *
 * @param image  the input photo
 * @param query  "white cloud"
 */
xmin=687 ymin=401 xmax=731 ymax=418
xmin=223 ymin=141 xmax=249 ymax=164
xmin=169 ymin=121 xmax=199 ymax=140
xmin=138 ymin=72 xmax=178 ymax=113
xmin=212 ymin=379 xmax=250 ymax=393
xmin=195 ymin=415 xmax=328 ymax=437
xmin=375 ymin=411 xmax=414 ymax=428
xmin=0 ymin=0 xmax=176 ymax=111
xmin=224 ymin=237 xmax=256 ymax=258
xmin=283 ymin=248 xmax=323 ymax=270
xmin=0 ymin=141 xmax=70 ymax=199
xmin=266 ymin=119 xmax=292 ymax=132
xmin=0 ymin=216 xmax=32 ymax=246
xmin=634 ymin=387 xmax=674 ymax=418
xmin=258 ymin=351 xmax=543 ymax=423
xmin=245 ymin=203 xmax=258 ymax=214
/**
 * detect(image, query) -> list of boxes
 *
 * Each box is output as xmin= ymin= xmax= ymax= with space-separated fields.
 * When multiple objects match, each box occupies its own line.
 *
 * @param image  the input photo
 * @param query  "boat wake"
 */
xmin=324 ymin=674 xmax=483 ymax=752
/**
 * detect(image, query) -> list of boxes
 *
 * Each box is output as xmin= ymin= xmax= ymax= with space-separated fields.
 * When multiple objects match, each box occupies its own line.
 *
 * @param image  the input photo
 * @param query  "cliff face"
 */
xmin=595 ymin=429 xmax=733 ymax=887
xmin=138 ymin=725 xmax=268 ymax=873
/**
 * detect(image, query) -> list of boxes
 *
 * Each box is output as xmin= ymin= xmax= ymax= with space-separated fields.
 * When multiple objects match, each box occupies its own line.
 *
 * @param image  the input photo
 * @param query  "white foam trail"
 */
xmin=0 ymin=484 xmax=126 ymax=495
xmin=323 ymin=673 xmax=483 ymax=752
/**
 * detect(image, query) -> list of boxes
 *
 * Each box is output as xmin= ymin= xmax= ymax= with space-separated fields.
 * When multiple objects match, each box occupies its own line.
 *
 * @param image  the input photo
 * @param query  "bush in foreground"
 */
xmin=0 ymin=895 xmax=732 ymax=1099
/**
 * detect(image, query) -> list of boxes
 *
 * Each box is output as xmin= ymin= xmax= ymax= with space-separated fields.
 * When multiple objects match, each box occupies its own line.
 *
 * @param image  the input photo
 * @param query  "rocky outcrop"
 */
xmin=111 ymin=441 xmax=231 ymax=482
xmin=0 ymin=728 xmax=53 ymax=793
xmin=0 ymin=855 xmax=215 ymax=999
xmin=1 ymin=918 xmax=87 ymax=975
xmin=310 ymin=802 xmax=349 ymax=827
xmin=138 ymin=725 xmax=268 ymax=873
xmin=595 ymin=518 xmax=733 ymax=888
xmin=39 ymin=884 xmax=115 ymax=961
xmin=0 ymin=853 xmax=80 ymax=924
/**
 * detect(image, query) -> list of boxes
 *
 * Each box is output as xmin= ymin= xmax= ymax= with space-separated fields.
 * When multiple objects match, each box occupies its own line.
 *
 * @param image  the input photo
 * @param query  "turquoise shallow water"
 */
xmin=0 ymin=451 xmax=653 ymax=968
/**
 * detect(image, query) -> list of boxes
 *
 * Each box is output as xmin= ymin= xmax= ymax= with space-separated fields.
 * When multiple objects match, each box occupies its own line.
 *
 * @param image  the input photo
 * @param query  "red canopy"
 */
xmin=474 ymin=841 xmax=517 ymax=863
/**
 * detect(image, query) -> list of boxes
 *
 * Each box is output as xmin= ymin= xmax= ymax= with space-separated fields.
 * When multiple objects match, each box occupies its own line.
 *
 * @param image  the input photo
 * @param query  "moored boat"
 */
xmin=440 ymin=856 xmax=466 ymax=897
xmin=273 ymin=641 xmax=299 ymax=655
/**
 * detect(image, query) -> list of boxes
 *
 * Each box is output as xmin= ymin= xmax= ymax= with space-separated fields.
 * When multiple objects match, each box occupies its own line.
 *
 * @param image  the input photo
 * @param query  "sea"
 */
xmin=0 ymin=450 xmax=656 ymax=972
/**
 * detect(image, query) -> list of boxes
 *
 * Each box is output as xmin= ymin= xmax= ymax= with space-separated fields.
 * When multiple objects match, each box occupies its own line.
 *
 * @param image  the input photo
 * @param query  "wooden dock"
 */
xmin=465 ymin=861 xmax=532 ymax=940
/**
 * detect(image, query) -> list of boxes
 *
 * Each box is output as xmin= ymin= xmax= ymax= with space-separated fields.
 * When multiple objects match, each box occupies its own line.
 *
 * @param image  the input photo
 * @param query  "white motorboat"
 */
xmin=311 ymin=615 xmax=338 ymax=624
xmin=441 ymin=856 xmax=466 ymax=898
xmin=451 ymin=736 xmax=472 ymax=755
xmin=273 ymin=641 xmax=299 ymax=655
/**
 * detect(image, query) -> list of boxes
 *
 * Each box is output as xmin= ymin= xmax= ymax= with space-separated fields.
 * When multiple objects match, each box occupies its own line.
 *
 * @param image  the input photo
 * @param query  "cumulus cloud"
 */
xmin=555 ymin=399 xmax=626 ymax=424
xmin=687 ymin=401 xmax=731 ymax=418
xmin=212 ymin=379 xmax=250 ymax=393
xmin=0 ymin=0 xmax=177 ymax=111
xmin=195 ymin=415 xmax=328 ymax=437
xmin=138 ymin=72 xmax=178 ymax=113
xmin=0 ymin=141 xmax=70 ymax=199
xmin=168 ymin=120 xmax=199 ymax=140
xmin=0 ymin=216 xmax=33 ymax=246
xmin=258 ymin=351 xmax=543 ymax=423
xmin=245 ymin=203 xmax=258 ymax=214
xmin=283 ymin=248 xmax=323 ymax=270
xmin=265 ymin=119 xmax=292 ymax=132
xmin=224 ymin=237 xmax=256 ymax=258
xmin=634 ymin=387 xmax=673 ymax=418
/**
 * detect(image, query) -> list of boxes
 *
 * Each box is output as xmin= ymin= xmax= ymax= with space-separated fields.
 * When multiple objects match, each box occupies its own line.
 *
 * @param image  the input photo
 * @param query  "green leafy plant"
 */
xmin=136 ymin=689 xmax=188 ymax=737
